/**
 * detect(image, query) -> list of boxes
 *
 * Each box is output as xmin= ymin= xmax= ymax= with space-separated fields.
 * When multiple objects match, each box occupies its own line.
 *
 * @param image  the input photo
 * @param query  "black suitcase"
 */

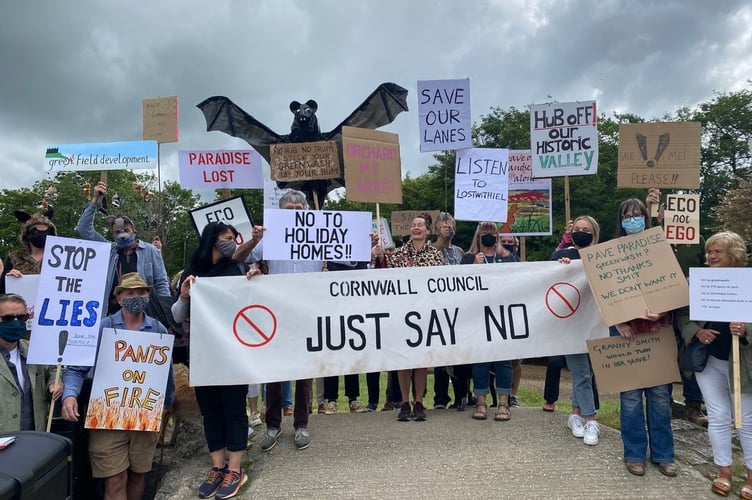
xmin=0 ymin=431 xmax=72 ymax=500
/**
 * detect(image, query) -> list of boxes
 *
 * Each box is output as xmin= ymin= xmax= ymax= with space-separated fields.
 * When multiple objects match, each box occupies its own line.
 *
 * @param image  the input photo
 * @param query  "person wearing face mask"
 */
xmin=61 ymin=272 xmax=175 ymax=500
xmin=550 ymin=215 xmax=602 ymax=446
xmin=0 ymin=211 xmax=57 ymax=295
xmin=461 ymin=222 xmax=517 ymax=422
xmin=610 ymin=198 xmax=678 ymax=478
xmin=171 ymin=221 xmax=259 ymax=499
xmin=0 ymin=293 xmax=63 ymax=432
xmin=498 ymin=234 xmax=524 ymax=407
xmin=75 ymin=181 xmax=170 ymax=315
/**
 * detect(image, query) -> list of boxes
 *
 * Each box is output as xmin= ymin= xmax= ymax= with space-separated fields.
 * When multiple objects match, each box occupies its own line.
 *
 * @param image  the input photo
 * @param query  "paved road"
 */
xmin=156 ymin=406 xmax=719 ymax=499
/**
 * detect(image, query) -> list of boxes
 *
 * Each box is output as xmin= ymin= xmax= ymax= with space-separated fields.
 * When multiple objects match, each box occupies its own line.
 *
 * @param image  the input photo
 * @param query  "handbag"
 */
xmin=678 ymin=338 xmax=710 ymax=372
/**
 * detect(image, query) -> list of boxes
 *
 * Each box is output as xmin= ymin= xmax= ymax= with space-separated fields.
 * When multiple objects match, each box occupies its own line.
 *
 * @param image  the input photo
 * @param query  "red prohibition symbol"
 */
xmin=232 ymin=304 xmax=278 ymax=347
xmin=545 ymin=282 xmax=581 ymax=319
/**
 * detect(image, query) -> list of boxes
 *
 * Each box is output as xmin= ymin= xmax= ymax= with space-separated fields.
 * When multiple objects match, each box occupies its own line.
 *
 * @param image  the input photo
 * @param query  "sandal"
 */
xmin=472 ymin=404 xmax=487 ymax=420
xmin=742 ymin=484 xmax=752 ymax=500
xmin=494 ymin=404 xmax=511 ymax=421
xmin=711 ymin=472 xmax=731 ymax=496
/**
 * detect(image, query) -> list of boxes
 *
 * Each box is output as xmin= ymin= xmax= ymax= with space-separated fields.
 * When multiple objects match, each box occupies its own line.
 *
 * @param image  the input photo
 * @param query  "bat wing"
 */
xmin=321 ymin=82 xmax=409 ymax=140
xmin=197 ymin=96 xmax=285 ymax=163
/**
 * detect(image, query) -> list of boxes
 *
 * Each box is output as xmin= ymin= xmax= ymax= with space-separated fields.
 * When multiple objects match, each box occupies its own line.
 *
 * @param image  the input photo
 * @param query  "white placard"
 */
xmin=27 ymin=236 xmax=111 ymax=366
xmin=178 ymin=150 xmax=263 ymax=189
xmin=5 ymin=274 xmax=40 ymax=330
xmin=689 ymin=267 xmax=752 ymax=322
xmin=372 ymin=217 xmax=394 ymax=250
xmin=262 ymin=209 xmax=372 ymax=261
xmin=454 ymin=148 xmax=509 ymax=221
xmin=531 ymin=101 xmax=598 ymax=178
xmin=190 ymin=197 xmax=254 ymax=245
xmin=418 ymin=78 xmax=472 ymax=152
xmin=86 ymin=328 xmax=173 ymax=431
xmin=663 ymin=194 xmax=700 ymax=244
xmin=189 ymin=261 xmax=609 ymax=385
xmin=264 ymin=180 xmax=290 ymax=209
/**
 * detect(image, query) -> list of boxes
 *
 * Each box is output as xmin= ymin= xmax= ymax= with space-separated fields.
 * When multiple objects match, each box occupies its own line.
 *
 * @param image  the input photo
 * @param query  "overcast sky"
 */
xmin=2 ymin=0 xmax=750 ymax=195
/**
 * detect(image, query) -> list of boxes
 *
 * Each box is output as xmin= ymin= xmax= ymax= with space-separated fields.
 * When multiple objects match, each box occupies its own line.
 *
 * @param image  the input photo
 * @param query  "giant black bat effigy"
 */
xmin=197 ymin=82 xmax=408 ymax=206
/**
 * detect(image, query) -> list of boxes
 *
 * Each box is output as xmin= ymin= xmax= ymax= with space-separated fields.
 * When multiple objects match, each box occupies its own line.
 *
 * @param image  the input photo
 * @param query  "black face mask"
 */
xmin=480 ymin=234 xmax=497 ymax=248
xmin=571 ymin=231 xmax=593 ymax=248
xmin=502 ymin=244 xmax=516 ymax=254
xmin=28 ymin=229 xmax=51 ymax=248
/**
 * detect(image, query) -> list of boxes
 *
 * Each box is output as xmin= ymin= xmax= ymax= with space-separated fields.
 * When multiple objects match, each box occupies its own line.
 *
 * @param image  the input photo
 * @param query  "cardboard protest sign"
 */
xmin=189 ymin=260 xmax=609 ymax=385
xmin=587 ymin=326 xmax=680 ymax=393
xmin=531 ymin=101 xmax=598 ymax=178
xmin=454 ymin=148 xmax=509 ymax=221
xmin=342 ymin=126 xmax=402 ymax=204
xmin=27 ymin=236 xmax=111 ymax=366
xmin=142 ymin=96 xmax=178 ymax=143
xmin=663 ymin=194 xmax=700 ymax=244
xmin=269 ymin=141 xmax=340 ymax=182
xmin=690 ymin=267 xmax=752 ymax=322
xmin=178 ymin=150 xmax=263 ymax=189
xmin=86 ymin=328 xmax=173 ymax=431
xmin=580 ymin=227 xmax=689 ymax=326
xmin=417 ymin=78 xmax=471 ymax=152
xmin=373 ymin=217 xmax=394 ymax=249
xmin=264 ymin=180 xmax=290 ymax=209
xmin=390 ymin=210 xmax=441 ymax=236
xmin=262 ymin=209 xmax=372 ymax=261
xmin=45 ymin=141 xmax=158 ymax=172
xmin=617 ymin=122 xmax=701 ymax=188
xmin=499 ymin=150 xmax=553 ymax=235
xmin=190 ymin=196 xmax=253 ymax=245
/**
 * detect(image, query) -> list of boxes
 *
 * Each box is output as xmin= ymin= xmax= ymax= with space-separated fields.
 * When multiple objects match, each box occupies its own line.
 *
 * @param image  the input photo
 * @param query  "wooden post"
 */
xmin=519 ymin=236 xmax=526 ymax=262
xmin=45 ymin=365 xmax=62 ymax=432
xmin=563 ymin=176 xmax=571 ymax=224
xmin=375 ymin=203 xmax=382 ymax=243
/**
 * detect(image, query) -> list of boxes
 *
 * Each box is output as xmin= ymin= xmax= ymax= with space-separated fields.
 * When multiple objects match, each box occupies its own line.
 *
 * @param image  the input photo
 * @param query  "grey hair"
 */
xmin=0 ymin=293 xmax=28 ymax=309
xmin=279 ymin=189 xmax=309 ymax=209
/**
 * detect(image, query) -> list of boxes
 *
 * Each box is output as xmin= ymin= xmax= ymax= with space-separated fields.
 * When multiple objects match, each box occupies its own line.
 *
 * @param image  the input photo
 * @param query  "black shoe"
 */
xmin=413 ymin=401 xmax=427 ymax=421
xmin=397 ymin=402 xmax=412 ymax=421
xmin=509 ymin=395 xmax=520 ymax=408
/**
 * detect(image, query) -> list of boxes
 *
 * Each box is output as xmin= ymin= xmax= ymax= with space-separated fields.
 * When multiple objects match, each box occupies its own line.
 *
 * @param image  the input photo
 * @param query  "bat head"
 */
xmin=289 ymin=99 xmax=321 ymax=141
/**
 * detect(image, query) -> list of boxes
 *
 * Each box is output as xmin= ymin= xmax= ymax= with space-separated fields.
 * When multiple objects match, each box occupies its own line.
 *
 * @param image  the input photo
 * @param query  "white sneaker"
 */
xmin=583 ymin=420 xmax=600 ymax=446
xmin=249 ymin=412 xmax=263 ymax=427
xmin=567 ymin=413 xmax=585 ymax=438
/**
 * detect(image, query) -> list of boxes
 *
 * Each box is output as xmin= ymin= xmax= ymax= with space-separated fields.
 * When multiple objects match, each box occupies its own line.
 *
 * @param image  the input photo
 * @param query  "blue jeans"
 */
xmin=565 ymin=353 xmax=597 ymax=418
xmin=472 ymin=360 xmax=512 ymax=397
xmin=282 ymin=380 xmax=293 ymax=408
xmin=610 ymin=326 xmax=675 ymax=462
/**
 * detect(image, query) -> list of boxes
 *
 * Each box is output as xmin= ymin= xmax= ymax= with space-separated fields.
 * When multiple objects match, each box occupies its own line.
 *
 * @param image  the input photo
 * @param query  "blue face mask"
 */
xmin=114 ymin=232 xmax=135 ymax=248
xmin=0 ymin=320 xmax=26 ymax=343
xmin=621 ymin=215 xmax=645 ymax=235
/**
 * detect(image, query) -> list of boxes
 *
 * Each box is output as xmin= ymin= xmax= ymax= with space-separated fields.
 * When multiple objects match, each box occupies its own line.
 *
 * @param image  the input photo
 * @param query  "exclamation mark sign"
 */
xmin=345 ymin=244 xmax=352 ymax=260
xmin=57 ymin=330 xmax=69 ymax=363
xmin=672 ymin=173 xmax=679 ymax=184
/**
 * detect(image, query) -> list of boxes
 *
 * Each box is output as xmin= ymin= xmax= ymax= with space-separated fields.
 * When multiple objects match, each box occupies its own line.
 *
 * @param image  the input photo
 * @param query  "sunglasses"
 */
xmin=0 ymin=314 xmax=30 ymax=323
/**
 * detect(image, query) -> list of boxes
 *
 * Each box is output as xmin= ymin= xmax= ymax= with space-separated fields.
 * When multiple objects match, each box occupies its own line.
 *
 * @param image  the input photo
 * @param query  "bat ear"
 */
xmin=290 ymin=101 xmax=301 ymax=113
xmin=14 ymin=210 xmax=31 ymax=223
xmin=306 ymin=100 xmax=318 ymax=113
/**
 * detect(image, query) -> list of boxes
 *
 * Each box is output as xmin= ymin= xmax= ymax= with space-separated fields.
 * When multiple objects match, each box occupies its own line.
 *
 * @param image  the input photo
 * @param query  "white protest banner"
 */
xmin=372 ymin=217 xmax=394 ymax=250
xmin=262 ymin=209 xmax=372 ymax=261
xmin=85 ymin=328 xmax=173 ymax=431
xmin=663 ymin=193 xmax=700 ymax=244
xmin=188 ymin=260 xmax=609 ymax=385
xmin=44 ymin=141 xmax=158 ymax=172
xmin=5 ymin=274 xmax=40 ymax=330
xmin=264 ymin=180 xmax=290 ymax=209
xmin=27 ymin=236 xmax=111 ymax=366
xmin=417 ymin=78 xmax=471 ymax=152
xmin=690 ymin=267 xmax=752 ymax=322
xmin=499 ymin=150 xmax=553 ymax=236
xmin=454 ymin=148 xmax=509 ymax=221
xmin=142 ymin=96 xmax=178 ymax=144
xmin=190 ymin=196 xmax=254 ymax=245
xmin=587 ymin=326 xmax=680 ymax=393
xmin=580 ymin=227 xmax=689 ymax=326
xmin=178 ymin=150 xmax=263 ymax=189
xmin=531 ymin=101 xmax=598 ymax=178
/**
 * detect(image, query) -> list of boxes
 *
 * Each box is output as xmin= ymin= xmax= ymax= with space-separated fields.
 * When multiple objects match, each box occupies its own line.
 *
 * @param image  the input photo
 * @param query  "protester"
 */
xmin=647 ymin=188 xmax=709 ymax=427
xmin=172 ymin=223 xmax=261 ymax=499
xmin=62 ymin=273 xmax=175 ymax=500
xmin=499 ymin=234 xmax=523 ymax=407
xmin=76 ymin=181 xmax=170 ymax=315
xmin=610 ymin=199 xmax=677 ymax=477
xmin=677 ymin=231 xmax=751 ymax=497
xmin=374 ymin=214 xmax=444 ymax=421
xmin=0 ymin=293 xmax=62 ymax=432
xmin=551 ymin=215 xmax=602 ymax=445
xmin=236 ymin=189 xmax=320 ymax=450
xmin=0 ymin=210 xmax=57 ymax=295
xmin=462 ymin=222 xmax=517 ymax=422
